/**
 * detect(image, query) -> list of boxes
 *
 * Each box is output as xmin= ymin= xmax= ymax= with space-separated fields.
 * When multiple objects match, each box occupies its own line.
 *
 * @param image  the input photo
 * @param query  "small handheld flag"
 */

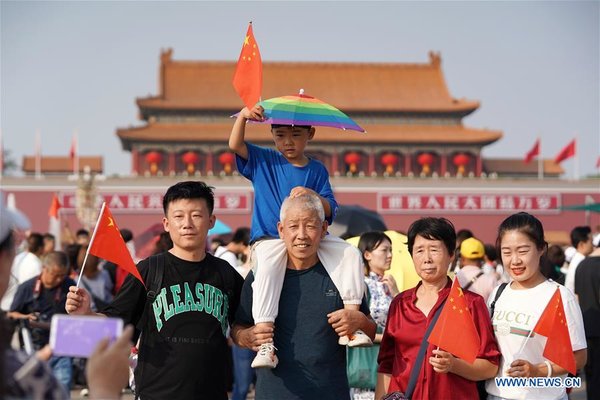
xmin=532 ymin=287 xmax=577 ymax=375
xmin=77 ymin=202 xmax=145 ymax=288
xmin=232 ymin=22 xmax=263 ymax=110
xmin=428 ymin=278 xmax=481 ymax=363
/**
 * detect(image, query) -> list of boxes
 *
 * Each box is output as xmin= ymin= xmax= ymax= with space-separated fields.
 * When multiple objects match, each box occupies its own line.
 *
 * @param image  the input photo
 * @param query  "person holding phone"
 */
xmin=7 ymin=250 xmax=75 ymax=392
xmin=66 ymin=181 xmax=244 ymax=400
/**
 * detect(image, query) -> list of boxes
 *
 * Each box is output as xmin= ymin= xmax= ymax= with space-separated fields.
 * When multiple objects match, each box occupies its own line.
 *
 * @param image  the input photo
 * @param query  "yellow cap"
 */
xmin=460 ymin=237 xmax=485 ymax=259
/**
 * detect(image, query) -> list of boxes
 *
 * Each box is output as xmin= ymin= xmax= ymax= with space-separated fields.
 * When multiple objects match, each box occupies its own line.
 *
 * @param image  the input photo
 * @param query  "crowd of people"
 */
xmin=0 ymin=103 xmax=598 ymax=400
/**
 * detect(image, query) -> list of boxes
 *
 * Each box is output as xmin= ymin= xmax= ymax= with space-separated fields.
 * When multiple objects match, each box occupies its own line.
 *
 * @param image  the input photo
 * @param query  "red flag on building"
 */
xmin=48 ymin=194 xmax=62 ymax=250
xmin=554 ymin=139 xmax=576 ymax=164
xmin=428 ymin=278 xmax=480 ymax=363
xmin=88 ymin=203 xmax=145 ymax=286
xmin=524 ymin=139 xmax=540 ymax=164
xmin=596 ymin=156 xmax=600 ymax=169
xmin=532 ymin=287 xmax=577 ymax=375
xmin=232 ymin=22 xmax=262 ymax=110
xmin=69 ymin=135 xmax=76 ymax=171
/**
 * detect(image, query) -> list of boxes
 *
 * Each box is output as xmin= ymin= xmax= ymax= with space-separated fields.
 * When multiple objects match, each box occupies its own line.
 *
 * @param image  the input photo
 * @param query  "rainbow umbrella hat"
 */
xmin=260 ymin=89 xmax=366 ymax=133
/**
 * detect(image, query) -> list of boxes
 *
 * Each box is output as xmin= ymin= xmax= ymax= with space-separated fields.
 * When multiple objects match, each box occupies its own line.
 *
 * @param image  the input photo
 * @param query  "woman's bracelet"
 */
xmin=544 ymin=360 xmax=552 ymax=377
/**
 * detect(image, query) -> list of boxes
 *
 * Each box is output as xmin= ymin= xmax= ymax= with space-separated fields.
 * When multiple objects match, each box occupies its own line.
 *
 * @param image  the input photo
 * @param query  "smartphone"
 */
xmin=50 ymin=314 xmax=123 ymax=358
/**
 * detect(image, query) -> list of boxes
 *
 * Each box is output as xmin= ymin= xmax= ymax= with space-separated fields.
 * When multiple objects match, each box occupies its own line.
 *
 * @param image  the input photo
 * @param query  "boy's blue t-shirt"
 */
xmin=236 ymin=142 xmax=338 ymax=242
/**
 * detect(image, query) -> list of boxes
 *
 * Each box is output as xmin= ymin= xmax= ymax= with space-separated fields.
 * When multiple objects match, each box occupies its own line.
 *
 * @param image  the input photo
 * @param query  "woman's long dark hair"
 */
xmin=496 ymin=212 xmax=548 ymax=269
xmin=358 ymin=231 xmax=392 ymax=276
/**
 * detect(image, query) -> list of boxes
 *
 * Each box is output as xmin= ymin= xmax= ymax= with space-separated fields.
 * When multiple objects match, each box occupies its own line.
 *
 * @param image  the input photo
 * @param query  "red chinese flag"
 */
xmin=232 ymin=23 xmax=262 ymax=110
xmin=48 ymin=194 xmax=61 ymax=218
xmin=524 ymin=139 xmax=540 ymax=164
xmin=532 ymin=287 xmax=577 ymax=375
xmin=554 ymin=139 xmax=576 ymax=164
xmin=428 ymin=278 xmax=480 ymax=363
xmin=89 ymin=204 xmax=145 ymax=286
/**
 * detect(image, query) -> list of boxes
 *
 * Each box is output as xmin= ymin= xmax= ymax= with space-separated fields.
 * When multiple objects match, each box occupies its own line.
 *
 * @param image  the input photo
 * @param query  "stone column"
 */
xmin=168 ymin=151 xmax=176 ymax=174
xmin=441 ymin=153 xmax=447 ymax=176
xmin=206 ymin=151 xmax=214 ymax=175
xmin=368 ymin=150 xmax=375 ymax=176
xmin=131 ymin=148 xmax=139 ymax=175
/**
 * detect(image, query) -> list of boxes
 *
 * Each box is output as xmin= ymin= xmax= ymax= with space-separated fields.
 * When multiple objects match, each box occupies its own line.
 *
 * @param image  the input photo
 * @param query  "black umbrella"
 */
xmin=329 ymin=205 xmax=387 ymax=239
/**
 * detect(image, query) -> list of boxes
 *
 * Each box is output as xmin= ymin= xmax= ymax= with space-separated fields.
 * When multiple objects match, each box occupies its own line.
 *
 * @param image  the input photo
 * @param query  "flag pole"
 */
xmin=574 ymin=135 xmax=579 ymax=181
xmin=76 ymin=201 xmax=106 ymax=288
xmin=35 ymin=129 xmax=42 ymax=180
xmin=73 ymin=129 xmax=79 ymax=176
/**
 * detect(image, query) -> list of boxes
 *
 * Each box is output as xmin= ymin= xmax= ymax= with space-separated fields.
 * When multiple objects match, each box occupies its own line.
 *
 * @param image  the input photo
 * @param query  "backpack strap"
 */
xmin=463 ymin=271 xmax=484 ymax=291
xmin=134 ymin=253 xmax=165 ymax=400
xmin=489 ymin=282 xmax=508 ymax=319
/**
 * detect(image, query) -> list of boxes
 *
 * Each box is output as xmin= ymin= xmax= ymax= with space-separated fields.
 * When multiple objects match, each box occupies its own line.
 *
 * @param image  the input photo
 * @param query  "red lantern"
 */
xmin=218 ymin=152 xmax=235 ymax=174
xmin=182 ymin=151 xmax=199 ymax=174
xmin=453 ymin=153 xmax=469 ymax=175
xmin=417 ymin=153 xmax=434 ymax=175
xmin=344 ymin=152 xmax=361 ymax=174
xmin=145 ymin=151 xmax=162 ymax=174
xmin=380 ymin=153 xmax=399 ymax=174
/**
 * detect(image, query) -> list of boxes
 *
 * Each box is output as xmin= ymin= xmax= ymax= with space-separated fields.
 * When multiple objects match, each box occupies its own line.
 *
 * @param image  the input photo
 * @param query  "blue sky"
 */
xmin=1 ymin=1 xmax=598 ymax=177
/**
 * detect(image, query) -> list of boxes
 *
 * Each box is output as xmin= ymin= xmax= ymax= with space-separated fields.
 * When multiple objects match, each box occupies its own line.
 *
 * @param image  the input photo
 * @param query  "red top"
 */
xmin=378 ymin=278 xmax=500 ymax=399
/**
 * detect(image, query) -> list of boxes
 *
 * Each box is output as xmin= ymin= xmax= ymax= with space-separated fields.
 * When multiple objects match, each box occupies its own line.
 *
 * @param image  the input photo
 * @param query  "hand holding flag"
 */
xmin=78 ymin=202 xmax=145 ymax=288
xmin=428 ymin=278 xmax=481 ymax=363
xmin=232 ymin=22 xmax=262 ymax=110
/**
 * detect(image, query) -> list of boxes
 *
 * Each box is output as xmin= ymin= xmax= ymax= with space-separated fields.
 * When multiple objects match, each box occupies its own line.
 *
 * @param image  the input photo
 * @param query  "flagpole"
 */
xmin=35 ymin=129 xmax=42 ymax=180
xmin=73 ymin=129 xmax=79 ymax=176
xmin=537 ymin=136 xmax=543 ymax=180
xmin=574 ymin=135 xmax=579 ymax=181
xmin=76 ymin=201 xmax=106 ymax=288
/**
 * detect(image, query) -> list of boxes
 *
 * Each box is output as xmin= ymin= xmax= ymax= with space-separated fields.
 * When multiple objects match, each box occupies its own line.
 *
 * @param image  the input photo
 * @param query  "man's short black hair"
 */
xmin=162 ymin=181 xmax=215 ymax=215
xmin=120 ymin=228 xmax=133 ymax=243
xmin=27 ymin=233 xmax=44 ymax=254
xmin=231 ymin=227 xmax=250 ymax=246
xmin=271 ymin=124 xmax=312 ymax=130
xmin=570 ymin=226 xmax=591 ymax=248
xmin=43 ymin=233 xmax=55 ymax=241
xmin=76 ymin=229 xmax=89 ymax=237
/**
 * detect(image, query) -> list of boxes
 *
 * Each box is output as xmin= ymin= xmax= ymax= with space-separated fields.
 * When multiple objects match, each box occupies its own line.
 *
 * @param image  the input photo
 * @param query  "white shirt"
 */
xmin=486 ymin=280 xmax=586 ymax=400
xmin=564 ymin=252 xmax=585 ymax=293
xmin=457 ymin=265 xmax=499 ymax=302
xmin=1 ymin=252 xmax=42 ymax=310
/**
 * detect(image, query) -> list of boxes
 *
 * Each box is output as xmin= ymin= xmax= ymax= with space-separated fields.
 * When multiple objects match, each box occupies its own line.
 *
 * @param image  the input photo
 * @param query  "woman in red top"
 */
xmin=375 ymin=217 xmax=500 ymax=400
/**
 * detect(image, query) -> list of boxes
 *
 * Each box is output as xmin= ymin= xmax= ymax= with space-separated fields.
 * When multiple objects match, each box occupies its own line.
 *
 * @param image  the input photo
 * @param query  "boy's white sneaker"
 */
xmin=340 ymin=330 xmax=373 ymax=347
xmin=251 ymin=343 xmax=279 ymax=368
